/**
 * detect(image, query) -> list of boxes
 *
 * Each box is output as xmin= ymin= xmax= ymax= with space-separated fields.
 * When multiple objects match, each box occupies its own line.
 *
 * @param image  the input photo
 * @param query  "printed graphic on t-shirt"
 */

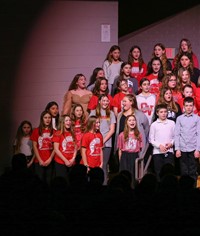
xmin=125 ymin=137 xmax=137 ymax=151
xmin=131 ymin=67 xmax=143 ymax=74
xmin=140 ymin=102 xmax=154 ymax=115
xmin=127 ymin=80 xmax=134 ymax=94
xmin=38 ymin=133 xmax=53 ymax=150
xmin=62 ymin=136 xmax=74 ymax=153
xmin=167 ymin=110 xmax=176 ymax=119
xmin=89 ymin=137 xmax=101 ymax=156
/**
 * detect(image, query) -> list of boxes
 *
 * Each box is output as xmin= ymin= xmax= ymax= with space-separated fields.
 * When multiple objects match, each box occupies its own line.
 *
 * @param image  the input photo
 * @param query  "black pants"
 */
xmin=153 ymin=152 xmax=174 ymax=181
xmin=179 ymin=151 xmax=198 ymax=182
xmin=34 ymin=162 xmax=53 ymax=185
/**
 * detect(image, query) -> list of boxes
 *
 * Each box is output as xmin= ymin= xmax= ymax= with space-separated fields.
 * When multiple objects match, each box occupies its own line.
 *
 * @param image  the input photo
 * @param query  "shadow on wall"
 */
xmin=0 ymin=1 xmax=50 ymax=175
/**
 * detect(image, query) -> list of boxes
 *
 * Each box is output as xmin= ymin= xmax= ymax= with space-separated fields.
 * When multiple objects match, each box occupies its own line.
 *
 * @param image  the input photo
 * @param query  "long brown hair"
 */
xmin=70 ymin=104 xmax=86 ymax=133
xmin=128 ymin=45 xmax=145 ymax=71
xmin=14 ymin=120 xmax=33 ymax=154
xmin=92 ymin=77 xmax=109 ymax=96
xmin=157 ymin=87 xmax=178 ymax=113
xmin=123 ymin=115 xmax=140 ymax=141
xmin=38 ymin=110 xmax=53 ymax=136
xmin=85 ymin=116 xmax=100 ymax=133
xmin=104 ymin=45 xmax=122 ymax=64
xmin=95 ymin=94 xmax=110 ymax=121
xmin=68 ymin=73 xmax=86 ymax=91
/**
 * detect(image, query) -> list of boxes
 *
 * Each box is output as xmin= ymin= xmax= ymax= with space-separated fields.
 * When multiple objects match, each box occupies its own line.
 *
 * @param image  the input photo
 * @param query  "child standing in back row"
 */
xmin=102 ymin=45 xmax=123 ymax=94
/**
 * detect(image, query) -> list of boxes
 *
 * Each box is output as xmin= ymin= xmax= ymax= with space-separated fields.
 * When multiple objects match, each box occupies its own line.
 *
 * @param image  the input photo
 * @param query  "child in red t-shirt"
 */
xmin=81 ymin=116 xmax=103 ymax=171
xmin=112 ymin=78 xmax=129 ymax=117
xmin=53 ymin=115 xmax=77 ymax=180
xmin=177 ymin=84 xmax=199 ymax=115
xmin=70 ymin=104 xmax=87 ymax=164
xmin=30 ymin=110 xmax=55 ymax=185
xmin=87 ymin=77 xmax=113 ymax=111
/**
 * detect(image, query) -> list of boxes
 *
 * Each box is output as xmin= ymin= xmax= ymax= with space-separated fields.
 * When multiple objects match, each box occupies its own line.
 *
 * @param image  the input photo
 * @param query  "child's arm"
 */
xmin=53 ymin=143 xmax=71 ymax=166
xmin=81 ymin=147 xmax=88 ymax=167
xmin=103 ymin=123 xmax=115 ymax=144
xmin=44 ymin=150 xmax=55 ymax=166
xmin=195 ymin=116 xmax=200 ymax=158
xmin=32 ymin=141 xmax=44 ymax=166
xmin=69 ymin=147 xmax=77 ymax=165
xmin=62 ymin=91 xmax=72 ymax=115
xmin=174 ymin=118 xmax=181 ymax=158
xmin=113 ymin=107 xmax=118 ymax=117
xmin=118 ymin=149 xmax=122 ymax=162
xmin=27 ymin=154 xmax=35 ymax=168
xmin=100 ymin=147 xmax=103 ymax=169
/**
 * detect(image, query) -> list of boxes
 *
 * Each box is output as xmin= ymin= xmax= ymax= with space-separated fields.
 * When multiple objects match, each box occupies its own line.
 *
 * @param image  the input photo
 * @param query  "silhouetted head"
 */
xmin=11 ymin=153 xmax=27 ymax=171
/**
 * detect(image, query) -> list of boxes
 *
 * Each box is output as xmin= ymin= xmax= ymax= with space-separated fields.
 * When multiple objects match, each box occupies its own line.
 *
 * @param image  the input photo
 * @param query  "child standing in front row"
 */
xmin=149 ymin=104 xmax=175 ymax=181
xmin=81 ymin=116 xmax=103 ymax=171
xmin=70 ymin=104 xmax=87 ymax=164
xmin=117 ymin=115 xmax=143 ymax=187
xmin=175 ymin=97 xmax=200 ymax=184
xmin=30 ymin=110 xmax=55 ymax=185
xmin=53 ymin=115 xmax=77 ymax=181
xmin=13 ymin=120 xmax=35 ymax=169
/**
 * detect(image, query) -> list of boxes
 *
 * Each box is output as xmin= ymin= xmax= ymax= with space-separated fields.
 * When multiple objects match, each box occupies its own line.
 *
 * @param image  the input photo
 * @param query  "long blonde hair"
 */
xmin=95 ymin=94 xmax=110 ymax=121
xmin=58 ymin=115 xmax=75 ymax=141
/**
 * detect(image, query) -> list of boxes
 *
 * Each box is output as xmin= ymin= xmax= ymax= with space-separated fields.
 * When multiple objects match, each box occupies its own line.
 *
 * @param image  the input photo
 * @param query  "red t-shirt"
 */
xmin=87 ymin=94 xmax=113 ymax=110
xmin=146 ymin=74 xmax=162 ymax=99
xmin=30 ymin=128 xmax=54 ymax=162
xmin=52 ymin=130 xmax=76 ymax=164
xmin=73 ymin=119 xmax=85 ymax=150
xmin=117 ymin=132 xmax=143 ymax=153
xmin=81 ymin=132 xmax=103 ymax=168
xmin=130 ymin=61 xmax=147 ymax=85
xmin=112 ymin=92 xmax=126 ymax=113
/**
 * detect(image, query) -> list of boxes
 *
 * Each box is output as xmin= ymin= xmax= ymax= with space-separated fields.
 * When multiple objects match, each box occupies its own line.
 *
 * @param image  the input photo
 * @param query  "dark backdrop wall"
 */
xmin=0 ymin=1 xmax=50 ymax=172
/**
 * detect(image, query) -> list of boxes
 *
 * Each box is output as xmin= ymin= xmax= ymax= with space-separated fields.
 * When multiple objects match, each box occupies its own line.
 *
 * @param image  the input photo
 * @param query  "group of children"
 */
xmin=13 ymin=39 xmax=200 ymax=187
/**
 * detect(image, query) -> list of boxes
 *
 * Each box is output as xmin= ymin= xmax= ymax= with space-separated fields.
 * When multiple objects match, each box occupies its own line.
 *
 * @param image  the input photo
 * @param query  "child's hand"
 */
xmin=159 ymin=144 xmax=167 ymax=153
xmin=165 ymin=143 xmax=172 ymax=150
xmin=176 ymin=150 xmax=181 ymax=158
xmin=39 ymin=159 xmax=45 ymax=166
xmin=43 ymin=159 xmax=51 ymax=166
xmin=65 ymin=159 xmax=72 ymax=167
xmin=194 ymin=150 xmax=199 ymax=158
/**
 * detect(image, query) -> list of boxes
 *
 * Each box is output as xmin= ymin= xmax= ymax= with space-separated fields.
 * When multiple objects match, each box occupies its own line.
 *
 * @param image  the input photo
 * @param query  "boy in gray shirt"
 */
xmin=175 ymin=97 xmax=200 ymax=183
